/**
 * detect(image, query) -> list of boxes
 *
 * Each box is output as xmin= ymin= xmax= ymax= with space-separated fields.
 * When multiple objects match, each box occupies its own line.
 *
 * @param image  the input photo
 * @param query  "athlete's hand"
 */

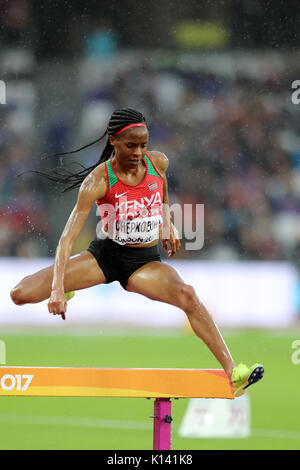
xmin=48 ymin=289 xmax=67 ymax=320
xmin=160 ymin=222 xmax=181 ymax=257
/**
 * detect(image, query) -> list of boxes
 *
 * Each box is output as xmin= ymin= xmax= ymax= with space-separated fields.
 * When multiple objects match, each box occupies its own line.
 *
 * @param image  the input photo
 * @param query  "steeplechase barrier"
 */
xmin=0 ymin=367 xmax=234 ymax=449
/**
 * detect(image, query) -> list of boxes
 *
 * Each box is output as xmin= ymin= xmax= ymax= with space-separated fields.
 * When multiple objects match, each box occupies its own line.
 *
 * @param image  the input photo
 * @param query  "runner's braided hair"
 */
xmin=31 ymin=108 xmax=147 ymax=193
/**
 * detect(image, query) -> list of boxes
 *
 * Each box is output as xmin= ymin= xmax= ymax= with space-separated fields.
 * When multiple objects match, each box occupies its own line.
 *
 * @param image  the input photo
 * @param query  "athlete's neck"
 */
xmin=112 ymin=155 xmax=145 ymax=175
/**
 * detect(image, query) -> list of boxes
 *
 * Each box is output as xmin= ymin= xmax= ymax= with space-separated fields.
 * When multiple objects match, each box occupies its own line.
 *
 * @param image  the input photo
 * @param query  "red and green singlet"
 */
xmin=96 ymin=154 xmax=164 ymax=245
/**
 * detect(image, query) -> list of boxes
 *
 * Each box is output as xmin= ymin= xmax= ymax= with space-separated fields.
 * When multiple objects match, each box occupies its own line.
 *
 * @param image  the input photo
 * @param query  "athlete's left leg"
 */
xmin=126 ymin=261 xmax=235 ymax=379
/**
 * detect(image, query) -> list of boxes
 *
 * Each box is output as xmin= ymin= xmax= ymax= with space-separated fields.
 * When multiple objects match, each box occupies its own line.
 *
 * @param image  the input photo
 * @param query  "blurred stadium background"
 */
xmin=1 ymin=0 xmax=300 ymax=450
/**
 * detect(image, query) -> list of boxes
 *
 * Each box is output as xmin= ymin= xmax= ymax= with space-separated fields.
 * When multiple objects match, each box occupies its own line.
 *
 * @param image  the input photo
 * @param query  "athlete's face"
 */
xmin=110 ymin=128 xmax=149 ymax=167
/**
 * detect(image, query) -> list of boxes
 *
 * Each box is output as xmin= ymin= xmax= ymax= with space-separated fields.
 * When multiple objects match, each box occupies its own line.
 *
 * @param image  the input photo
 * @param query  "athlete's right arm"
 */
xmin=48 ymin=164 xmax=107 ymax=319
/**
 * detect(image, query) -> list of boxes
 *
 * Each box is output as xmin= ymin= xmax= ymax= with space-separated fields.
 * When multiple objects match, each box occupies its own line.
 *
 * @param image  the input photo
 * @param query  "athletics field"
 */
xmin=0 ymin=327 xmax=299 ymax=450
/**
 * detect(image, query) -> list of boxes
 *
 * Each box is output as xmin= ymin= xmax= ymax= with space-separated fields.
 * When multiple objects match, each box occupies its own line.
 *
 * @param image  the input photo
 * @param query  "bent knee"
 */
xmin=175 ymin=284 xmax=198 ymax=311
xmin=10 ymin=286 xmax=26 ymax=306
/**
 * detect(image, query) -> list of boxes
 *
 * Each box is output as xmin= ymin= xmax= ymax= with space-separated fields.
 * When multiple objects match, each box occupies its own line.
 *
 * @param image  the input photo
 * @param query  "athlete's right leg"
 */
xmin=10 ymin=251 xmax=106 ymax=305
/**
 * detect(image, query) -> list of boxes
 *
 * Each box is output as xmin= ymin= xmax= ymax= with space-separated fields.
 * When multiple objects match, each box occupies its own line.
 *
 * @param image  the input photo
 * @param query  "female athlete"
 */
xmin=10 ymin=108 xmax=264 ymax=397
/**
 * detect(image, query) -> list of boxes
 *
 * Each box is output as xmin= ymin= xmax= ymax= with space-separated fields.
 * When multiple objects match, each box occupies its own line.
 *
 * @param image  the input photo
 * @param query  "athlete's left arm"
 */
xmin=150 ymin=152 xmax=181 ymax=257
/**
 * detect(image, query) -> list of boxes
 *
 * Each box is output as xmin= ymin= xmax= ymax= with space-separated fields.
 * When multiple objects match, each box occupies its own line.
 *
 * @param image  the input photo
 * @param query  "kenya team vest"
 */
xmin=96 ymin=154 xmax=164 ymax=245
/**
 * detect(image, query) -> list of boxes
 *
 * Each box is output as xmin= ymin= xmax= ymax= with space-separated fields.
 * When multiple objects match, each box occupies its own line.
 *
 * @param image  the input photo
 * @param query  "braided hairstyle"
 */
xmin=32 ymin=108 xmax=147 ymax=193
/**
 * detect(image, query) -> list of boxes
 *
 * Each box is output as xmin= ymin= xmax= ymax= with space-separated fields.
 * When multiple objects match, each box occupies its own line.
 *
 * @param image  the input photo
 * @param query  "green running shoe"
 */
xmin=64 ymin=291 xmax=75 ymax=302
xmin=231 ymin=363 xmax=264 ymax=397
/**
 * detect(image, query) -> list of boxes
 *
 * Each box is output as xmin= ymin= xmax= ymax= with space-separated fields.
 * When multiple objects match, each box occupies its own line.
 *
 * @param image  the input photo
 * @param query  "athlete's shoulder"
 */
xmin=93 ymin=160 xmax=107 ymax=179
xmin=147 ymin=151 xmax=169 ymax=175
xmin=80 ymin=161 xmax=107 ymax=201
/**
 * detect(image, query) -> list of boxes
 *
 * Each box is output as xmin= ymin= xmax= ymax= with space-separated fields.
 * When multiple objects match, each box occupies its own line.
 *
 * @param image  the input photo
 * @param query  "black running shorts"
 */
xmin=87 ymin=237 xmax=161 ymax=289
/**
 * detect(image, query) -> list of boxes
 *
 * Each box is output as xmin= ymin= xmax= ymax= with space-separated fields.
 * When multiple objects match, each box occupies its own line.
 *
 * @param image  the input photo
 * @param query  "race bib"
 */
xmin=112 ymin=215 xmax=162 ymax=245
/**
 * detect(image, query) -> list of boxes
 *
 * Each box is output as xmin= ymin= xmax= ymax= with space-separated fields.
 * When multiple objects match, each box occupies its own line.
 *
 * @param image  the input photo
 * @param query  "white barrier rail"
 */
xmin=1 ymin=258 xmax=298 ymax=327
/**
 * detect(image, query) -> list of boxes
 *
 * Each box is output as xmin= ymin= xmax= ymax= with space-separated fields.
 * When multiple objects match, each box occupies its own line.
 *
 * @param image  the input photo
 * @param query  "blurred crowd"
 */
xmin=1 ymin=47 xmax=300 ymax=270
xmin=0 ymin=48 xmax=51 ymax=258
